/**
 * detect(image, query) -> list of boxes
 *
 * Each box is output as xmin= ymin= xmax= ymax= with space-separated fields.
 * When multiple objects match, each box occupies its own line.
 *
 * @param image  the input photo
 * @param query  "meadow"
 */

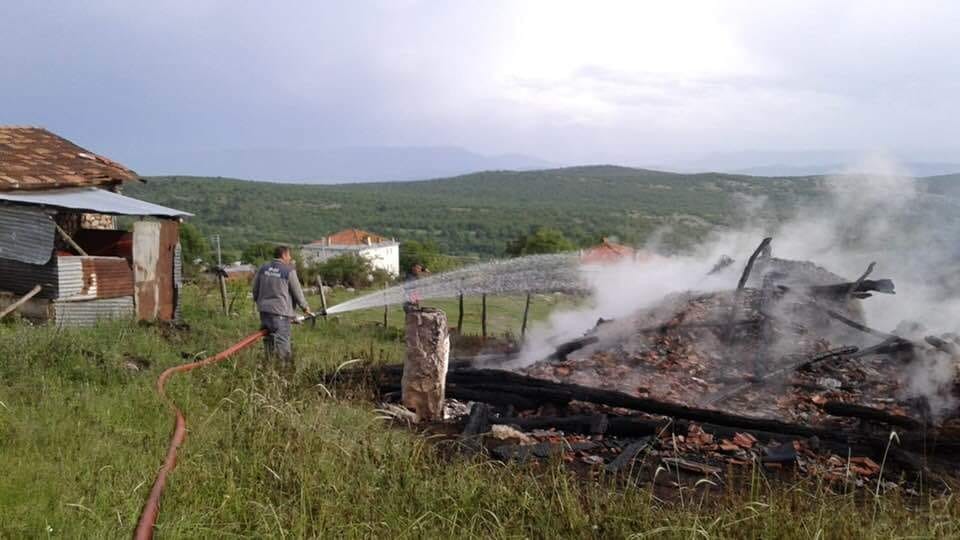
xmin=1 ymin=283 xmax=958 ymax=538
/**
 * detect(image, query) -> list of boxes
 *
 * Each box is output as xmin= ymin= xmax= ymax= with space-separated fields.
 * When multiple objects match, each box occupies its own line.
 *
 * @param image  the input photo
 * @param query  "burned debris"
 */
xmin=328 ymin=238 xmax=960 ymax=490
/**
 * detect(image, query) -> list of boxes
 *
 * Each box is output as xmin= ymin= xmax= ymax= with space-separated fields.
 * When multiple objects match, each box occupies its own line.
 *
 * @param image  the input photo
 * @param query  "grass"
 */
xmin=1 ymin=283 xmax=959 ymax=538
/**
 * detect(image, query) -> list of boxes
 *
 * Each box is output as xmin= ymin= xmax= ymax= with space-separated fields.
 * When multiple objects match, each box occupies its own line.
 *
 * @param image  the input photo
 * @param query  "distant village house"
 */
xmin=0 ymin=127 xmax=191 ymax=325
xmin=301 ymin=228 xmax=400 ymax=276
xmin=579 ymin=237 xmax=655 ymax=265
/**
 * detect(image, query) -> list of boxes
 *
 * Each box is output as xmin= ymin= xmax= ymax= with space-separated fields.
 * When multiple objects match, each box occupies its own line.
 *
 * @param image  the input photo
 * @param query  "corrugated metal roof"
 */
xmin=0 ymin=187 xmax=191 ymax=217
xmin=0 ymin=127 xmax=138 ymax=191
xmin=0 ymin=205 xmax=55 ymax=264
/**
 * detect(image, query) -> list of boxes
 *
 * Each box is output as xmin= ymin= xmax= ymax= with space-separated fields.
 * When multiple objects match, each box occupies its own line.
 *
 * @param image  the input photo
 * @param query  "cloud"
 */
xmin=1 ymin=1 xmax=959 ymax=171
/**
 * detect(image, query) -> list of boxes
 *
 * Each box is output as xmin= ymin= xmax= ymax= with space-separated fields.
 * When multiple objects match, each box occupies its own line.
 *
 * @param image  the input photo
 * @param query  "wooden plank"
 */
xmin=0 ymin=285 xmax=42 ymax=319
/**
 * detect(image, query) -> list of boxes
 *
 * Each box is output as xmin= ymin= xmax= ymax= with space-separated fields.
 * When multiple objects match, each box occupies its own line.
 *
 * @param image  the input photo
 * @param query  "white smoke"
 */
xmin=520 ymin=153 xmax=960 ymax=415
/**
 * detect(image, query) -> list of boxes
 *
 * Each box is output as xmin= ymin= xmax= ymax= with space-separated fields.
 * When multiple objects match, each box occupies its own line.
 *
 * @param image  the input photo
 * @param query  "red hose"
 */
xmin=134 ymin=329 xmax=268 ymax=540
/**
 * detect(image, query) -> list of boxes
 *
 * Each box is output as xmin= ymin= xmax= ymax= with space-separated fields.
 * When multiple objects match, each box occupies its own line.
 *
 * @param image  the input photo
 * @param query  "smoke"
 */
xmin=520 ymin=153 xmax=960 ymax=415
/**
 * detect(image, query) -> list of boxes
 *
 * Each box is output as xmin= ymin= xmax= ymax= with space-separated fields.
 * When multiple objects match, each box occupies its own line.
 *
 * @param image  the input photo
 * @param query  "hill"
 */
xmin=125 ymin=165 xmax=860 ymax=258
xmin=134 ymin=145 xmax=554 ymax=183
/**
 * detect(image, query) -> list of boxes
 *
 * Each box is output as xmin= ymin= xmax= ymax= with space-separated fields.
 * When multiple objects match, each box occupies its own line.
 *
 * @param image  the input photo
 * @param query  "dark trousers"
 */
xmin=260 ymin=312 xmax=292 ymax=362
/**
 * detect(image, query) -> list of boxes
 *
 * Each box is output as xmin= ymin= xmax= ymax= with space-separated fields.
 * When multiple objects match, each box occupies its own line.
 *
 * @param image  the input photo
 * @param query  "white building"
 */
xmin=301 ymin=228 xmax=400 ymax=276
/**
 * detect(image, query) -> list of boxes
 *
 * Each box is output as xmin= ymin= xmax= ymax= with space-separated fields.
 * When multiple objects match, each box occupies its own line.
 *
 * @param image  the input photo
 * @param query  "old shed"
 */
xmin=0 ymin=127 xmax=191 ymax=325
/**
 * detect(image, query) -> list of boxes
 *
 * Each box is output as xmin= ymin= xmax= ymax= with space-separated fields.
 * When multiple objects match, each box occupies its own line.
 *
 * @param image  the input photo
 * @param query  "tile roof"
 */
xmin=313 ymin=228 xmax=391 ymax=246
xmin=581 ymin=238 xmax=641 ymax=263
xmin=0 ymin=127 xmax=138 ymax=192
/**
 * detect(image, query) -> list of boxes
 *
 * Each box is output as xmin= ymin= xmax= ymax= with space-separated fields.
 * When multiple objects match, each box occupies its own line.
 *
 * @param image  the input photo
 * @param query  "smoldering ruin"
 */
xmin=327 ymin=235 xmax=960 ymax=491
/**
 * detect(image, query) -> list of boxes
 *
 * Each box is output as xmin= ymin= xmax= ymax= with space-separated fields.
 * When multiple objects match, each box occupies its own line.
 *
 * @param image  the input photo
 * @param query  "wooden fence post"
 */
xmin=315 ymin=275 xmax=328 ymax=316
xmin=520 ymin=293 xmax=532 ymax=340
xmin=218 ymin=272 xmax=229 ymax=315
xmin=457 ymin=292 xmax=464 ymax=333
xmin=383 ymin=285 xmax=389 ymax=328
xmin=481 ymin=293 xmax=487 ymax=339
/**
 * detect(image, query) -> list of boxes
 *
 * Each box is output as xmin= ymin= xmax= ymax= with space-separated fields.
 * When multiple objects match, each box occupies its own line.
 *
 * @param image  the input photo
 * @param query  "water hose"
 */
xmin=133 ymin=328 xmax=268 ymax=539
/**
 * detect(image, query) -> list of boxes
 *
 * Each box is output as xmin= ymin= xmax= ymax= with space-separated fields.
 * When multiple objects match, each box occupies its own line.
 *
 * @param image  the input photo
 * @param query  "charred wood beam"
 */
xmin=494 ymin=414 xmax=622 ymax=436
xmin=492 ymin=440 xmax=597 ymax=461
xmin=752 ymin=272 xmax=781 ymax=377
xmin=381 ymin=382 xmax=544 ymax=410
xmin=925 ymin=335 xmax=960 ymax=356
xmin=794 ymin=346 xmax=861 ymax=371
xmin=605 ymin=438 xmax=653 ymax=473
xmin=445 ymin=368 xmax=845 ymax=441
xmin=703 ymin=346 xmax=859 ymax=405
xmin=851 ymin=336 xmax=915 ymax=359
xmin=846 ymin=262 xmax=877 ymax=298
xmin=810 ymin=301 xmax=898 ymax=340
xmin=462 ymin=402 xmax=492 ymax=453
xmin=805 ymin=279 xmax=895 ymax=298
xmin=820 ymin=401 xmax=924 ymax=430
xmin=737 ymin=237 xmax=773 ymax=291
xmin=547 ymin=336 xmax=600 ymax=361
xmin=726 ymin=237 xmax=772 ymax=343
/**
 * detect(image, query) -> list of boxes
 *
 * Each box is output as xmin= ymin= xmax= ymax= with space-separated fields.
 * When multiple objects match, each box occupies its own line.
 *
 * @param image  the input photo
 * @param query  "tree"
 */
xmin=315 ymin=253 xmax=392 ymax=288
xmin=240 ymin=242 xmax=277 ymax=266
xmin=179 ymin=222 xmax=210 ymax=264
xmin=399 ymin=239 xmax=460 ymax=275
xmin=505 ymin=227 xmax=576 ymax=256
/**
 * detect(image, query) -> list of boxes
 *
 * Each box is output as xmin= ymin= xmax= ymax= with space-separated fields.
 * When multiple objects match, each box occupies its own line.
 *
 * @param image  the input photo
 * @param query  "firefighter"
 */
xmin=251 ymin=245 xmax=314 ymax=367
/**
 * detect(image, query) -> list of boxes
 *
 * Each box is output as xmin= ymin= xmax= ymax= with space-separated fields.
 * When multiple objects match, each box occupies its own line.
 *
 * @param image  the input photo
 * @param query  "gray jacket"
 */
xmin=252 ymin=259 xmax=311 ymax=317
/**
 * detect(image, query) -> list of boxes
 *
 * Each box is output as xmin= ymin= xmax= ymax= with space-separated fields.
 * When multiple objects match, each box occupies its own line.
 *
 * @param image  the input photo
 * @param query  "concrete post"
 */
xmin=402 ymin=304 xmax=450 ymax=422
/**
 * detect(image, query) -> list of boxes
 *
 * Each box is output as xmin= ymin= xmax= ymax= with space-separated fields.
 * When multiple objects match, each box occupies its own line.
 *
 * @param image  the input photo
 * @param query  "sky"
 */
xmin=2 ymin=1 xmax=959 ymax=174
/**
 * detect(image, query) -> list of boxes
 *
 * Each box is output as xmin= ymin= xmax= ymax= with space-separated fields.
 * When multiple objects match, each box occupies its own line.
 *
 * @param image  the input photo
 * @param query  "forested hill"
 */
xmin=124 ymin=165 xmax=838 ymax=257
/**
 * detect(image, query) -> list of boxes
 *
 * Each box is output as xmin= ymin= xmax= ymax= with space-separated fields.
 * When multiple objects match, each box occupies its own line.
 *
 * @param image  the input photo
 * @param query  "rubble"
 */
xmin=327 ymin=239 xmax=960 ymax=491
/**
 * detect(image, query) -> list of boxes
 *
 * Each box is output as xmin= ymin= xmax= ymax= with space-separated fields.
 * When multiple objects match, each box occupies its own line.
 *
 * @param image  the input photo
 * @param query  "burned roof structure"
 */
xmin=0 ymin=127 xmax=190 ymax=325
xmin=335 ymin=238 xmax=960 ymax=491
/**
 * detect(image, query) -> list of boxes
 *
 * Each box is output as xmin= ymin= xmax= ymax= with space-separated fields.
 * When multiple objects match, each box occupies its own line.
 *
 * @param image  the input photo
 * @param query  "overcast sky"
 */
xmin=2 ymin=1 xmax=959 ymax=173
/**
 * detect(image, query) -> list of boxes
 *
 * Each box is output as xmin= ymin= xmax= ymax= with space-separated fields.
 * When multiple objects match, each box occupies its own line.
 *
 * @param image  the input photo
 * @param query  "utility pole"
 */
xmin=213 ymin=234 xmax=223 ymax=267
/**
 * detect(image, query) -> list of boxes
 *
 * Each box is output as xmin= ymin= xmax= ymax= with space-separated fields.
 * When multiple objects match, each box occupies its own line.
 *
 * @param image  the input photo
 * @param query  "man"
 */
xmin=252 ymin=245 xmax=314 ymax=365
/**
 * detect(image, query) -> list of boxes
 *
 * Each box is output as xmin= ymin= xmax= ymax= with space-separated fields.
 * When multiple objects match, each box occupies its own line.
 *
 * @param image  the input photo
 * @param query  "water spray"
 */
xmin=325 ymin=253 xmax=586 ymax=315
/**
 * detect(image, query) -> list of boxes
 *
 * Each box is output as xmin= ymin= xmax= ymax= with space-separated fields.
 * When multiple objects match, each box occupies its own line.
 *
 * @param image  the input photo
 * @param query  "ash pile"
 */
xmin=336 ymin=239 xmax=960 ymax=489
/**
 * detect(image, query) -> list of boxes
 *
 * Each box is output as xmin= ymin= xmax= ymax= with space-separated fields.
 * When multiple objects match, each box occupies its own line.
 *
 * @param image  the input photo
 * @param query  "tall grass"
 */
xmin=1 ymin=284 xmax=958 ymax=538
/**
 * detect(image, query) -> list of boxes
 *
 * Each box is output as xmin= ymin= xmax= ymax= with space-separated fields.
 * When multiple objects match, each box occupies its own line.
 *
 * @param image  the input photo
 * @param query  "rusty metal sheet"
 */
xmin=53 ymin=295 xmax=134 ymax=327
xmin=173 ymin=242 xmax=182 ymax=321
xmin=0 ymin=204 xmax=55 ymax=264
xmin=133 ymin=221 xmax=160 ymax=320
xmin=80 ymin=257 xmax=134 ymax=299
xmin=156 ymin=221 xmax=178 ymax=320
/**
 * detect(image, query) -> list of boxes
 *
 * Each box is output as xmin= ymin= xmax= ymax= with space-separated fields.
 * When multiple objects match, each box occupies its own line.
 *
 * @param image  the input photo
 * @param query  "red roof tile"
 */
xmin=0 ymin=127 xmax=138 ymax=192
xmin=581 ymin=238 xmax=639 ymax=263
xmin=313 ymin=228 xmax=390 ymax=246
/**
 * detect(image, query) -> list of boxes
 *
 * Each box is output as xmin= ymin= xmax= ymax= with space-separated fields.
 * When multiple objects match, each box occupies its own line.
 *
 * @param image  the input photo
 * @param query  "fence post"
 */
xmin=315 ymin=275 xmax=328 ymax=317
xmin=520 ymin=293 xmax=531 ymax=340
xmin=481 ymin=293 xmax=487 ymax=339
xmin=457 ymin=292 xmax=464 ymax=333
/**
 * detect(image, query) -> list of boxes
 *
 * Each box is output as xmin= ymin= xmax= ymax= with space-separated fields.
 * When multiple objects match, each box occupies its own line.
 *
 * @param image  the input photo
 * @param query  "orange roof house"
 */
xmin=302 ymin=229 xmax=399 ymax=276
xmin=580 ymin=238 xmax=636 ymax=264
xmin=310 ymin=228 xmax=389 ymax=246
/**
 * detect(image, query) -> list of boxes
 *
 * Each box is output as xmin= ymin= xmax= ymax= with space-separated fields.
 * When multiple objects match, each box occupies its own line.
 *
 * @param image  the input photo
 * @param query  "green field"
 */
xmin=2 ymin=285 xmax=959 ymax=538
